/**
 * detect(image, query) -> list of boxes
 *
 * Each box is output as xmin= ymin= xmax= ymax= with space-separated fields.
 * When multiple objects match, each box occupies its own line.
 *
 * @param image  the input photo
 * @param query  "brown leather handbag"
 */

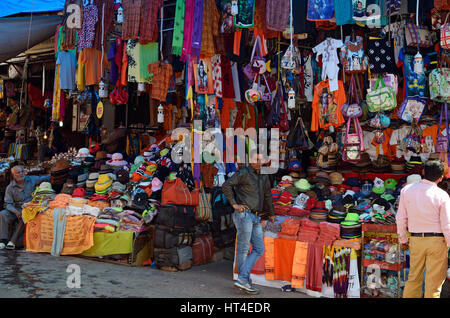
xmin=161 ymin=178 xmax=199 ymax=206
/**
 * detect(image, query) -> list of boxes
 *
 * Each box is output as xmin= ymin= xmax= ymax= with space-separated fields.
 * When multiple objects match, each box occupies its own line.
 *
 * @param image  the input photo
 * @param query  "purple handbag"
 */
xmin=436 ymin=104 xmax=449 ymax=153
xmin=341 ymin=74 xmax=363 ymax=118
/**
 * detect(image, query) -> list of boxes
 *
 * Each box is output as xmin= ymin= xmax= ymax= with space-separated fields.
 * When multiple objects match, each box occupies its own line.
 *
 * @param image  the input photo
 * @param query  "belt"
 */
xmin=410 ymin=232 xmax=444 ymax=237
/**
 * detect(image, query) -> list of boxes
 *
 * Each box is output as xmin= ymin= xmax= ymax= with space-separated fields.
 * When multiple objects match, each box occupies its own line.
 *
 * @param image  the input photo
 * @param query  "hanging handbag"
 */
xmin=401 ymin=119 xmax=423 ymax=153
xmin=429 ymin=65 xmax=450 ymax=103
xmin=397 ymin=96 xmax=427 ymax=123
xmin=342 ymin=117 xmax=364 ymax=163
xmin=287 ymin=117 xmax=314 ymax=150
xmin=370 ymin=112 xmax=391 ymax=129
xmin=366 ymin=77 xmax=397 ymax=112
xmin=369 ymin=74 xmax=398 ymax=95
xmin=405 ymin=23 xmax=433 ymax=48
xmin=278 ymin=96 xmax=290 ymax=132
xmin=436 ymin=104 xmax=449 ymax=154
xmin=341 ymin=74 xmax=362 ymax=118
xmin=441 ymin=12 xmax=450 ymax=49
xmin=243 ymin=36 xmax=265 ymax=81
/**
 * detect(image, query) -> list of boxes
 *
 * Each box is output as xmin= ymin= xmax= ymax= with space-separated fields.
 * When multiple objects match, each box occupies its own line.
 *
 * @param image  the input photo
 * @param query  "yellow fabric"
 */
xmin=52 ymin=65 xmax=61 ymax=121
xmin=26 ymin=210 xmax=96 ymax=255
xmin=77 ymin=49 xmax=85 ymax=92
xmin=81 ymin=231 xmax=134 ymax=257
xmin=403 ymin=236 xmax=448 ymax=298
xmin=22 ymin=205 xmax=44 ymax=224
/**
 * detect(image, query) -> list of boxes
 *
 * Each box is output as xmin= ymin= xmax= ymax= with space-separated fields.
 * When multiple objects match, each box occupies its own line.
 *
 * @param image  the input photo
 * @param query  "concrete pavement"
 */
xmin=0 ymin=249 xmax=311 ymax=298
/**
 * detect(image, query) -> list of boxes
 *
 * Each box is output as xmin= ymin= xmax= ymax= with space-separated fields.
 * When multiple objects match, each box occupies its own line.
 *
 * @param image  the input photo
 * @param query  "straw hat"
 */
xmin=95 ymin=174 xmax=113 ymax=193
xmin=76 ymin=148 xmax=92 ymax=159
xmin=329 ymin=172 xmax=344 ymax=185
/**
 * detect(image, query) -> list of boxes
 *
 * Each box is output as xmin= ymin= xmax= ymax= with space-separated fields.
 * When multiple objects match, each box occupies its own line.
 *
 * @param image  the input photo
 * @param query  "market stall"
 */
xmin=1 ymin=0 xmax=450 ymax=298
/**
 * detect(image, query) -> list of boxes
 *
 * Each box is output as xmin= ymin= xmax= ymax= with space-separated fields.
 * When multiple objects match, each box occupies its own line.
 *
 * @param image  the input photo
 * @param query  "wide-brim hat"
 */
xmin=51 ymin=159 xmax=71 ymax=174
xmin=294 ymin=178 xmax=312 ymax=192
xmin=95 ymin=174 xmax=113 ymax=193
xmin=329 ymin=172 xmax=344 ymax=185
xmin=106 ymin=153 xmax=128 ymax=167
xmin=312 ymin=171 xmax=330 ymax=185
xmin=95 ymin=151 xmax=108 ymax=161
xmin=72 ymin=187 xmax=86 ymax=198
xmin=76 ymin=148 xmax=92 ymax=159
xmin=99 ymin=165 xmax=114 ymax=175
xmin=111 ymin=181 xmax=126 ymax=193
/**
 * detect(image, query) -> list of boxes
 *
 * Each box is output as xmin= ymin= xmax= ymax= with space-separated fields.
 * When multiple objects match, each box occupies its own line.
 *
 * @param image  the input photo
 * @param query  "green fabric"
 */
xmin=139 ymin=42 xmax=159 ymax=83
xmin=172 ymin=0 xmax=186 ymax=56
xmin=81 ymin=231 xmax=134 ymax=257
xmin=372 ymin=186 xmax=385 ymax=194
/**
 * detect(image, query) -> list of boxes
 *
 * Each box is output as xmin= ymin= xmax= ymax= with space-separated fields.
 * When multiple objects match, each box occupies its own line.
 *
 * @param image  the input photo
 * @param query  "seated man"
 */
xmin=0 ymin=165 xmax=50 ymax=250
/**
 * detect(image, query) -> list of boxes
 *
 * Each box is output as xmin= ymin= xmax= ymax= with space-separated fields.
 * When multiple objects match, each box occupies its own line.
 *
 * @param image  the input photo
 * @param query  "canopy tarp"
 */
xmin=0 ymin=0 xmax=65 ymax=18
xmin=0 ymin=15 xmax=63 ymax=63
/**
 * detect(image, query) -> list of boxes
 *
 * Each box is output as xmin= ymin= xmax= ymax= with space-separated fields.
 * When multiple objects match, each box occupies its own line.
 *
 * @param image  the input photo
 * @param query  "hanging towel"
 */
xmin=51 ymin=208 xmax=67 ymax=257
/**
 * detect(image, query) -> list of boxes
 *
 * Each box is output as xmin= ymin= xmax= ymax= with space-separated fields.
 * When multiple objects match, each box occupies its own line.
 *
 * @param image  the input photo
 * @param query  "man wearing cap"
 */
xmin=222 ymin=153 xmax=274 ymax=295
xmin=396 ymin=160 xmax=450 ymax=298
xmin=0 ymin=165 xmax=50 ymax=250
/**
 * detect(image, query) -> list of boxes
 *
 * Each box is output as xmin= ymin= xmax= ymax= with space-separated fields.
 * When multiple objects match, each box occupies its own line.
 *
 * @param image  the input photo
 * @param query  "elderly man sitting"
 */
xmin=0 ymin=165 xmax=50 ymax=250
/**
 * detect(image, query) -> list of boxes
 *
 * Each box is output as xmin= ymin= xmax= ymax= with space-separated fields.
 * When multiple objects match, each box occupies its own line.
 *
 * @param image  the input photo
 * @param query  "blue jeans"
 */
xmin=232 ymin=209 xmax=265 ymax=285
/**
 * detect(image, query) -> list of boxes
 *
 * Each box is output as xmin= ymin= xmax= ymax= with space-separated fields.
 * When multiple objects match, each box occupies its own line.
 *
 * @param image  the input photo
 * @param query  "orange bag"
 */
xmin=161 ymin=178 xmax=199 ymax=206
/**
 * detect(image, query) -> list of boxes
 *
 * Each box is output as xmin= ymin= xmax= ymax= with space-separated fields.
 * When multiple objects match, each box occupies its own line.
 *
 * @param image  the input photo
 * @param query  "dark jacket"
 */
xmin=222 ymin=166 xmax=274 ymax=216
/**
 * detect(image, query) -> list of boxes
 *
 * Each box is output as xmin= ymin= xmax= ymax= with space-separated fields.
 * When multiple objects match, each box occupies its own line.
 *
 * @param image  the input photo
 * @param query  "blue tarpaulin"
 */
xmin=0 ymin=0 xmax=65 ymax=18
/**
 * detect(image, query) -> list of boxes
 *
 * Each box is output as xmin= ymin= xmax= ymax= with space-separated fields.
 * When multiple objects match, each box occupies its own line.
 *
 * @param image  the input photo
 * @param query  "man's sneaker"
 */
xmin=234 ymin=280 xmax=260 ymax=295
xmin=6 ymin=242 xmax=15 ymax=250
xmin=0 ymin=243 xmax=5 ymax=250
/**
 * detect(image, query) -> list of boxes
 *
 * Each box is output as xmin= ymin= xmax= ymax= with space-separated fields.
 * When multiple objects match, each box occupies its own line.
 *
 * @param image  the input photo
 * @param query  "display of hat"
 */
xmin=281 ymin=175 xmax=293 ymax=183
xmin=271 ymin=189 xmax=281 ymax=202
xmin=132 ymin=192 xmax=149 ymax=210
xmin=76 ymin=148 xmax=92 ymax=159
xmin=151 ymin=177 xmax=163 ymax=192
xmin=72 ymin=187 xmax=86 ymax=198
xmin=345 ymin=177 xmax=361 ymax=188
xmin=51 ymin=159 xmax=71 ymax=174
xmin=384 ymin=179 xmax=398 ymax=190
xmin=277 ymin=191 xmax=293 ymax=205
xmin=329 ymin=172 xmax=344 ymax=185
xmin=340 ymin=212 xmax=360 ymax=226
xmin=391 ymin=156 xmax=406 ymax=173
xmin=88 ymin=172 xmax=99 ymax=182
xmin=154 ymin=165 xmax=171 ymax=182
xmin=313 ymin=171 xmax=331 ymax=185
xmin=95 ymin=151 xmax=108 ymax=161
xmin=84 ymin=156 xmax=95 ymax=167
xmin=116 ymin=168 xmax=130 ymax=184
xmin=95 ymin=174 xmax=113 ymax=193
xmin=406 ymin=174 xmax=422 ymax=185
xmin=289 ymin=172 xmax=301 ymax=182
xmin=294 ymin=178 xmax=312 ymax=192
xmin=99 ymin=165 xmax=114 ymax=175
xmin=35 ymin=182 xmax=55 ymax=194
xmin=106 ymin=153 xmax=128 ymax=167
xmin=61 ymin=182 xmax=75 ymax=195
xmin=372 ymin=155 xmax=390 ymax=170
xmin=372 ymin=198 xmax=391 ymax=211
xmin=111 ymin=181 xmax=126 ymax=193
xmin=355 ymin=152 xmax=371 ymax=168
xmin=372 ymin=177 xmax=386 ymax=194
xmin=309 ymin=201 xmax=329 ymax=223
xmin=406 ymin=156 xmax=423 ymax=172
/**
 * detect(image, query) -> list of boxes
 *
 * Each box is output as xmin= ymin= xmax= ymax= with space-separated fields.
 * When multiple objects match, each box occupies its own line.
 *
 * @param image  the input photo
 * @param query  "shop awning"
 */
xmin=0 ymin=15 xmax=63 ymax=63
xmin=0 ymin=0 xmax=65 ymax=18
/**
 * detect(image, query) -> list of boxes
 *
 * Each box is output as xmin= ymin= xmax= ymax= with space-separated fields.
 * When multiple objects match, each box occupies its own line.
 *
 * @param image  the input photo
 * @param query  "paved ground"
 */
xmin=0 ymin=249 xmax=311 ymax=298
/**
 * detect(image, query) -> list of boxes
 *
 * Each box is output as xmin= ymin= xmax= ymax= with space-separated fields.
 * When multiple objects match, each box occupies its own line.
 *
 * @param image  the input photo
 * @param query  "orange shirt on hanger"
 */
xmin=311 ymin=80 xmax=346 ymax=132
xmin=81 ymin=48 xmax=109 ymax=86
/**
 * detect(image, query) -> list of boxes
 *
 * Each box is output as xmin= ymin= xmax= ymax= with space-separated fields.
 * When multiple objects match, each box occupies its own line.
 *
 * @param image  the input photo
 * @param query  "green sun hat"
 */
xmin=340 ymin=212 xmax=360 ymax=226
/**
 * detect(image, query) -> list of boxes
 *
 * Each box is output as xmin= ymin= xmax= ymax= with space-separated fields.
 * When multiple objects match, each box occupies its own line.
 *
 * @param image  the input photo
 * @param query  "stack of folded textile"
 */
xmin=297 ymin=218 xmax=320 ymax=243
xmin=49 ymin=194 xmax=72 ymax=209
xmin=118 ymin=210 xmax=144 ymax=232
xmin=278 ymin=218 xmax=301 ymax=241
xmin=316 ymin=222 xmax=340 ymax=245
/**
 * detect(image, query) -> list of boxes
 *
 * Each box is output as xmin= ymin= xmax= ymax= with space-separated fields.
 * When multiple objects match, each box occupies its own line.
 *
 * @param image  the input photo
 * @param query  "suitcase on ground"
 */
xmin=154 ymin=246 xmax=193 ymax=270
xmin=153 ymin=225 xmax=194 ymax=249
xmin=155 ymin=204 xmax=196 ymax=233
xmin=192 ymin=234 xmax=214 ymax=266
